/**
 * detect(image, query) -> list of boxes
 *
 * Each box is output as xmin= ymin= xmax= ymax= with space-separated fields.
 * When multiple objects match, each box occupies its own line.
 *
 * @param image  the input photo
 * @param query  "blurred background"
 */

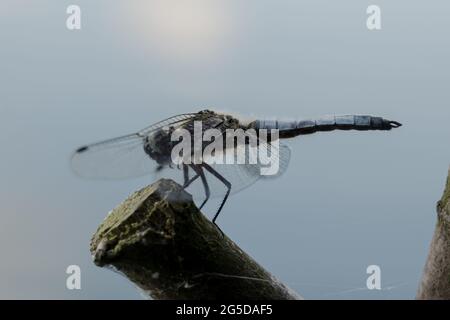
xmin=1 ymin=0 xmax=449 ymax=299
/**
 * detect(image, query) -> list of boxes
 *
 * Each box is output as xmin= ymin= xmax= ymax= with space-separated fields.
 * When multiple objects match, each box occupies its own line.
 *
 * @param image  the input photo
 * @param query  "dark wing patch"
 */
xmin=76 ymin=146 xmax=89 ymax=153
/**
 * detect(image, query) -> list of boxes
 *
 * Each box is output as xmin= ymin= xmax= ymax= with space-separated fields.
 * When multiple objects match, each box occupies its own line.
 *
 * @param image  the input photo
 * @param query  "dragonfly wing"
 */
xmin=204 ymin=140 xmax=291 ymax=196
xmin=257 ymin=138 xmax=291 ymax=180
xmin=138 ymin=113 xmax=198 ymax=135
xmin=71 ymin=113 xmax=199 ymax=180
xmin=169 ymin=138 xmax=291 ymax=198
xmin=71 ymin=133 xmax=157 ymax=179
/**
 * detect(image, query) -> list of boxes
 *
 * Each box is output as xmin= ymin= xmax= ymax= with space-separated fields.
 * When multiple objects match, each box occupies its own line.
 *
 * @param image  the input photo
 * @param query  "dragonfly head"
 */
xmin=143 ymin=128 xmax=175 ymax=166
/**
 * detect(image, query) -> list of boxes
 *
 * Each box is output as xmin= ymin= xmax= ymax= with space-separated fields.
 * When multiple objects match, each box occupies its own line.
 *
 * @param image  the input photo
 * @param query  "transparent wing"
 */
xmin=71 ymin=134 xmax=156 ymax=179
xmin=156 ymin=137 xmax=291 ymax=198
xmin=257 ymin=138 xmax=291 ymax=180
xmin=71 ymin=113 xmax=198 ymax=179
xmin=203 ymin=138 xmax=291 ymax=197
xmin=138 ymin=113 xmax=198 ymax=136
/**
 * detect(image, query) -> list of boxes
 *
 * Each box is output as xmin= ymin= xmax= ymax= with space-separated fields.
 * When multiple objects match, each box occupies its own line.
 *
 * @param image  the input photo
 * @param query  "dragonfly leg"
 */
xmin=183 ymin=164 xmax=200 ymax=188
xmin=190 ymin=165 xmax=210 ymax=210
xmin=183 ymin=164 xmax=189 ymax=185
xmin=201 ymin=163 xmax=231 ymax=228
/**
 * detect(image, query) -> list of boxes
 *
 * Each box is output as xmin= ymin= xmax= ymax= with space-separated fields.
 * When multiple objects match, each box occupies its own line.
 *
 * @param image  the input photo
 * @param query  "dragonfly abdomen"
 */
xmin=252 ymin=115 xmax=402 ymax=138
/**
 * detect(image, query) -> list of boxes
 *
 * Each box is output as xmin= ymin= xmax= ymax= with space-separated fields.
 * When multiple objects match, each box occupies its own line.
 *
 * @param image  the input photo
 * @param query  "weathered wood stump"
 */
xmin=90 ymin=179 xmax=301 ymax=300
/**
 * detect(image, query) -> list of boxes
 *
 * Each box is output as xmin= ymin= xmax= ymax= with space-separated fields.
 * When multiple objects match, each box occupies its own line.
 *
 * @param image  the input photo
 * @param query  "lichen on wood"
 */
xmin=90 ymin=179 xmax=301 ymax=300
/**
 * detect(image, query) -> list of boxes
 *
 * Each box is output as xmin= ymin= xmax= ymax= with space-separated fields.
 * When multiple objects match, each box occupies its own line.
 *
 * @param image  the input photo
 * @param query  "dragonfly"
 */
xmin=71 ymin=109 xmax=402 ymax=227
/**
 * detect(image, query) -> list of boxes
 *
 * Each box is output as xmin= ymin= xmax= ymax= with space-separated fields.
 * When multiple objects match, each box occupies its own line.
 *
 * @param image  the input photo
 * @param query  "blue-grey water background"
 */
xmin=1 ymin=0 xmax=449 ymax=299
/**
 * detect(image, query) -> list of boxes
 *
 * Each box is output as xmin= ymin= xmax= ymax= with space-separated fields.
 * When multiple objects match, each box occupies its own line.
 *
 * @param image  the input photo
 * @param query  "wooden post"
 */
xmin=90 ymin=179 xmax=301 ymax=300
